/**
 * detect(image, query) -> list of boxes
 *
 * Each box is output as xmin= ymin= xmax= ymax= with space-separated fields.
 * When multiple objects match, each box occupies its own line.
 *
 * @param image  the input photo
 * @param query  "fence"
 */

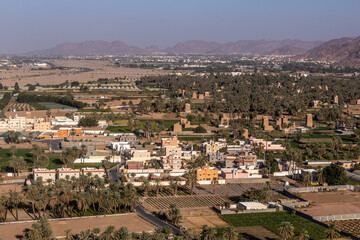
xmin=288 ymin=185 xmax=353 ymax=193
xmin=314 ymin=214 xmax=360 ymax=222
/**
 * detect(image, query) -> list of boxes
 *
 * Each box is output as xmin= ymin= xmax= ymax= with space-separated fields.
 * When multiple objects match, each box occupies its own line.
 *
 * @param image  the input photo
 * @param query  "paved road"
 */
xmin=135 ymin=206 xmax=181 ymax=235
xmin=108 ymin=164 xmax=121 ymax=182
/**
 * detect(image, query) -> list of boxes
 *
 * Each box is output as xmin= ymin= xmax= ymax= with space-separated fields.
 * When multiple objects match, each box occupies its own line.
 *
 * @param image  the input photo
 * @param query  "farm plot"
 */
xmin=4 ymin=102 xmax=35 ymax=112
xmin=140 ymin=186 xmax=191 ymax=197
xmin=299 ymin=191 xmax=360 ymax=217
xmin=37 ymin=102 xmax=77 ymax=109
xmin=145 ymin=195 xmax=226 ymax=210
xmin=326 ymin=220 xmax=360 ymax=238
xmin=221 ymin=212 xmax=327 ymax=240
xmin=194 ymin=183 xmax=281 ymax=196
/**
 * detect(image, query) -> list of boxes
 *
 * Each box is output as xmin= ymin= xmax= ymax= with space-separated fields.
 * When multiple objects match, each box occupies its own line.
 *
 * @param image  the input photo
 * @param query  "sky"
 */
xmin=0 ymin=0 xmax=359 ymax=54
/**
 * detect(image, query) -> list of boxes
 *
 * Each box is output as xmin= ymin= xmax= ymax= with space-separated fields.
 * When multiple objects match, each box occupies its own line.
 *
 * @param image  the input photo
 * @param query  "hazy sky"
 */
xmin=1 ymin=0 xmax=359 ymax=53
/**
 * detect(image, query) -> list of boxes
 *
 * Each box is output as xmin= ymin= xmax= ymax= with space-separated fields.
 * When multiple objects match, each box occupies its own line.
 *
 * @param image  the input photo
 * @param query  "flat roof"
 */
xmin=239 ymin=202 xmax=267 ymax=207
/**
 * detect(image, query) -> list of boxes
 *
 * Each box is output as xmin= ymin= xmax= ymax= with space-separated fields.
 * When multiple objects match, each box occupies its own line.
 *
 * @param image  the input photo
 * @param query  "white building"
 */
xmin=51 ymin=116 xmax=78 ymax=126
xmin=33 ymin=168 xmax=56 ymax=182
xmin=238 ymin=202 xmax=267 ymax=210
xmin=57 ymin=168 xmax=81 ymax=179
xmin=82 ymin=167 xmax=106 ymax=178
xmin=111 ymin=142 xmax=131 ymax=152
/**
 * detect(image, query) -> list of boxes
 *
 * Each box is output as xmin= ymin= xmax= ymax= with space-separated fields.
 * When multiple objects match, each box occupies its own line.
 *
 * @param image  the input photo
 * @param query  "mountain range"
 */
xmin=27 ymin=39 xmax=322 ymax=56
xmin=27 ymin=37 xmax=360 ymax=67
xmin=306 ymin=37 xmax=360 ymax=67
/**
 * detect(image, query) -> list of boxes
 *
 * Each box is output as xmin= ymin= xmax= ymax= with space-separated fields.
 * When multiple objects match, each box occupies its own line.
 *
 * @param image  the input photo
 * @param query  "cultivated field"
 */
xmin=0 ymin=213 xmax=156 ymax=240
xmin=4 ymin=102 xmax=35 ymax=112
xmin=299 ymin=190 xmax=360 ymax=217
xmin=326 ymin=219 xmax=360 ymax=238
xmin=194 ymin=183 xmax=279 ymax=196
xmin=0 ymin=59 xmax=183 ymax=87
xmin=144 ymin=195 xmax=226 ymax=210
xmin=221 ymin=212 xmax=327 ymax=240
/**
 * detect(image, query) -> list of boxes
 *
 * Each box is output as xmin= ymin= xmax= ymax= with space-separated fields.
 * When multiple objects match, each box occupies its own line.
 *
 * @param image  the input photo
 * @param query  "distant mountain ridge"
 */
xmin=27 ymin=39 xmax=323 ymax=56
xmin=27 ymin=37 xmax=360 ymax=67
xmin=306 ymin=37 xmax=360 ymax=67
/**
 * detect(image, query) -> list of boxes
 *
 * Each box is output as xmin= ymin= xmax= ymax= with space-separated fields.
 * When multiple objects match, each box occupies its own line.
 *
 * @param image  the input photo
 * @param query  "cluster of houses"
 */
xmin=0 ymin=114 xmax=107 ymax=132
xmin=32 ymin=167 xmax=105 ymax=182
xmin=116 ymin=136 xmax=288 ymax=183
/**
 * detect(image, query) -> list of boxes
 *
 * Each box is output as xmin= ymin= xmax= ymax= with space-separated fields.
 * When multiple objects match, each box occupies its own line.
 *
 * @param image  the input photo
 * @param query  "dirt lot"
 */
xmin=300 ymin=190 xmax=360 ymax=216
xmin=236 ymin=226 xmax=279 ymax=240
xmin=0 ymin=59 xmax=183 ymax=87
xmin=0 ymin=183 xmax=23 ymax=196
xmin=0 ymin=213 xmax=156 ymax=240
xmin=182 ymin=214 xmax=229 ymax=234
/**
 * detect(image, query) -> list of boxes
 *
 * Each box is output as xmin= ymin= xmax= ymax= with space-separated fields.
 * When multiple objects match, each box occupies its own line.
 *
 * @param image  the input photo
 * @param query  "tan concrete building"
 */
xmin=306 ymin=114 xmax=313 ymax=128
xmin=185 ymin=103 xmax=191 ymax=113
xmin=165 ymin=146 xmax=182 ymax=156
xmin=33 ymin=168 xmax=56 ymax=182
xmin=262 ymin=116 xmax=274 ymax=131
xmin=173 ymin=122 xmax=182 ymax=132
xmin=57 ymin=168 xmax=81 ymax=179
xmin=162 ymin=155 xmax=182 ymax=170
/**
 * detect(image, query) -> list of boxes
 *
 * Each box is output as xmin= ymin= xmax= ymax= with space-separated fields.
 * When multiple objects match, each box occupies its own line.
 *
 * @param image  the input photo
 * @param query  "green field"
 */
xmin=37 ymin=102 xmax=76 ymax=109
xmin=178 ymin=136 xmax=211 ymax=141
xmin=107 ymin=119 xmax=178 ymax=133
xmin=221 ymin=212 xmax=327 ymax=240
xmin=0 ymin=149 xmax=63 ymax=171
xmin=106 ymin=125 xmax=132 ymax=133
xmin=0 ymin=149 xmax=32 ymax=172
xmin=78 ymin=108 xmax=111 ymax=112
xmin=0 ymin=148 xmax=109 ymax=171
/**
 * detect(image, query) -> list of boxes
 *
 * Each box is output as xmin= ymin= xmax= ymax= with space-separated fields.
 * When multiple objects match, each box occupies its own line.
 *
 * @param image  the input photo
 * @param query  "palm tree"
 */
xmin=200 ymin=225 xmax=217 ymax=240
xmin=279 ymin=222 xmax=294 ymax=240
xmin=25 ymin=185 xmax=40 ymax=219
xmin=303 ymin=172 xmax=312 ymax=187
xmin=115 ymin=227 xmax=130 ymax=240
xmin=143 ymin=120 xmax=153 ymax=141
xmin=211 ymin=177 xmax=218 ymax=195
xmin=9 ymin=156 xmax=26 ymax=176
xmin=297 ymin=229 xmax=310 ymax=240
xmin=100 ymin=225 xmax=118 ymax=240
xmin=79 ymin=145 xmax=87 ymax=164
xmin=317 ymin=169 xmax=326 ymax=185
xmin=10 ymin=145 xmax=17 ymax=156
xmin=140 ymin=177 xmax=151 ymax=197
xmin=173 ymin=177 xmax=181 ymax=195
xmin=32 ymin=144 xmax=42 ymax=162
xmin=185 ymin=169 xmax=198 ymax=195
xmin=168 ymin=204 xmax=182 ymax=226
xmin=27 ymin=217 xmax=53 ymax=240
xmin=179 ymin=229 xmax=193 ymax=240
xmin=0 ymin=196 xmax=9 ymax=222
xmin=33 ymin=155 xmax=49 ymax=168
xmin=223 ymin=226 xmax=238 ymax=240
xmin=155 ymin=178 xmax=162 ymax=197
xmin=76 ymin=192 xmax=89 ymax=216
xmin=102 ymin=159 xmax=111 ymax=177
xmin=325 ymin=223 xmax=340 ymax=240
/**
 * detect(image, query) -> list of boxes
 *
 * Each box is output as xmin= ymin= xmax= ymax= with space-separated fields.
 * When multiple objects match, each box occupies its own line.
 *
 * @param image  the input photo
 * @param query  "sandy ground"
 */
xmin=236 ymin=226 xmax=279 ymax=240
xmin=0 ymin=184 xmax=23 ymax=196
xmin=181 ymin=214 xmax=229 ymax=234
xmin=0 ymin=59 xmax=180 ymax=87
xmin=300 ymin=191 xmax=360 ymax=216
xmin=0 ymin=213 xmax=156 ymax=240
